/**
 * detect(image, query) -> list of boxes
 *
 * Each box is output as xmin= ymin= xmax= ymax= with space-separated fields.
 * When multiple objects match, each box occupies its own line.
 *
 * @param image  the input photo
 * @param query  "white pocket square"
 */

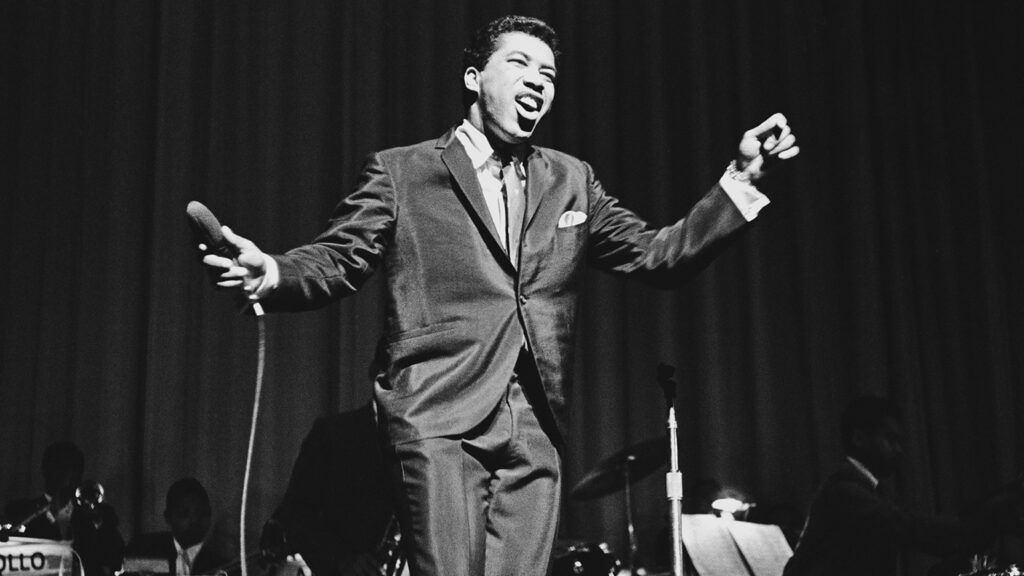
xmin=557 ymin=211 xmax=587 ymax=228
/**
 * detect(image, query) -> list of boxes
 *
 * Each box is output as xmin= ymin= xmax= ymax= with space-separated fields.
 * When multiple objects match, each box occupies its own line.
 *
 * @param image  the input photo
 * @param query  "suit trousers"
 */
xmin=388 ymin=352 xmax=562 ymax=576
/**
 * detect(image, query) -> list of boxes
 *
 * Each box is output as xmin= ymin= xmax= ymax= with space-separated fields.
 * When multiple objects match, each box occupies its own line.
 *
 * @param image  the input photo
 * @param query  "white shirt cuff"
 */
xmin=718 ymin=172 xmax=770 ymax=221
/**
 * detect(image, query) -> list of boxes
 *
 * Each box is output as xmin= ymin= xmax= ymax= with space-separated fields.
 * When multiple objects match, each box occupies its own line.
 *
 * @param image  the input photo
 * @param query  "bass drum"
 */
xmin=552 ymin=542 xmax=621 ymax=576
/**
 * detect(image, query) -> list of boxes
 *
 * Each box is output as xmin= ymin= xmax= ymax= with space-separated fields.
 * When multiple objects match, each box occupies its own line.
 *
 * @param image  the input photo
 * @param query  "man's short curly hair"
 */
xmin=462 ymin=15 xmax=560 ymax=108
xmin=165 ymin=476 xmax=211 ymax=517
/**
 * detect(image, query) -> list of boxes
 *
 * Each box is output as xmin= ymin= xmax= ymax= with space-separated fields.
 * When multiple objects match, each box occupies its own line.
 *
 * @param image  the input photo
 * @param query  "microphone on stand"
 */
xmin=656 ymin=363 xmax=685 ymax=576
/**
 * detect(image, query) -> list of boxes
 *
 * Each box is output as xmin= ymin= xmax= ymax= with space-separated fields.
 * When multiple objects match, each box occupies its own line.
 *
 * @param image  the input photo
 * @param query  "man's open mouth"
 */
xmin=515 ymin=93 xmax=543 ymax=120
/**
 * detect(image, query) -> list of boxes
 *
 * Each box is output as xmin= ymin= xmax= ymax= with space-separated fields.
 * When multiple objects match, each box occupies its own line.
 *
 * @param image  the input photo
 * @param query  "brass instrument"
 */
xmin=0 ymin=480 xmax=106 ymax=541
xmin=74 ymin=480 xmax=105 ymax=511
xmin=956 ymin=555 xmax=1021 ymax=576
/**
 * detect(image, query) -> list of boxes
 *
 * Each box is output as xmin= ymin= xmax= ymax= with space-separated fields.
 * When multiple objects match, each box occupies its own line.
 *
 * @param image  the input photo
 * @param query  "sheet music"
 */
xmin=680 ymin=514 xmax=750 ymax=576
xmin=725 ymin=521 xmax=792 ymax=576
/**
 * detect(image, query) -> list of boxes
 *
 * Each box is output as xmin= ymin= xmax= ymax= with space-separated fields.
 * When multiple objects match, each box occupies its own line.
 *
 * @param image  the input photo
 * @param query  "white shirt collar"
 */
xmin=455 ymin=120 xmax=495 ymax=171
xmin=174 ymin=538 xmax=204 ymax=567
xmin=846 ymin=456 xmax=879 ymax=489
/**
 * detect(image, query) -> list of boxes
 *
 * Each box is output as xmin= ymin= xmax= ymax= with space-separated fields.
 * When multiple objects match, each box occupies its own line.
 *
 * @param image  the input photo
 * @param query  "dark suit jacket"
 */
xmin=125 ymin=532 xmax=234 ymax=576
xmin=783 ymin=461 xmax=982 ymax=576
xmin=263 ymin=127 xmax=750 ymax=446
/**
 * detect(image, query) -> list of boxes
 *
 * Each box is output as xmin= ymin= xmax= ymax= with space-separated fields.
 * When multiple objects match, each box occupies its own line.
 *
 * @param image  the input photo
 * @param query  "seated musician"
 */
xmin=783 ymin=396 xmax=1023 ymax=576
xmin=261 ymin=402 xmax=400 ymax=576
xmin=125 ymin=477 xmax=235 ymax=576
xmin=4 ymin=440 xmax=125 ymax=576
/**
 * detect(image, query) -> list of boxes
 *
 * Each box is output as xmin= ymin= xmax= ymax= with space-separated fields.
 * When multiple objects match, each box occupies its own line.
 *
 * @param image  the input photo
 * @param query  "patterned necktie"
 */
xmin=500 ymin=157 xmax=526 ymax=268
xmin=178 ymin=548 xmax=193 ymax=576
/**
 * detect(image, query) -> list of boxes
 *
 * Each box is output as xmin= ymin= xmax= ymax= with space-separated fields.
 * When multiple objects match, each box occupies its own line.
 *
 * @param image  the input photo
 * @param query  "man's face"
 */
xmin=165 ymin=496 xmax=211 ymax=548
xmin=855 ymin=417 xmax=905 ymax=478
xmin=465 ymin=31 xmax=557 ymax=144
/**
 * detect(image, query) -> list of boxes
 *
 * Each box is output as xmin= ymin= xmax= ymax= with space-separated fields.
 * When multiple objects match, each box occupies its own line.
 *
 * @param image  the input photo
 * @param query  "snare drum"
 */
xmin=552 ymin=542 xmax=621 ymax=576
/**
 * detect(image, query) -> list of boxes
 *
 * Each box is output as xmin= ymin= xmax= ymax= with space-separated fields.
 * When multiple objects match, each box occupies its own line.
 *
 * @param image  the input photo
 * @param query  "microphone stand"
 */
xmin=624 ymin=454 xmax=637 ymax=576
xmin=657 ymin=364 xmax=685 ymax=576
xmin=0 ymin=499 xmax=59 ymax=542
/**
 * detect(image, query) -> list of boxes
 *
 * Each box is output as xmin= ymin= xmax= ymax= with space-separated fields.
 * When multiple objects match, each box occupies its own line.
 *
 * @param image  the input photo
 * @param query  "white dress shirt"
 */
xmin=453 ymin=120 xmax=770 ymax=235
xmin=174 ymin=538 xmax=204 ymax=576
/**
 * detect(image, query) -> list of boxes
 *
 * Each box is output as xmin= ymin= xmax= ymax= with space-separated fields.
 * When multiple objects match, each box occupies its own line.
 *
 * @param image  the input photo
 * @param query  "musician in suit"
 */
xmin=783 ymin=396 xmax=1023 ymax=576
xmin=262 ymin=404 xmax=398 ymax=576
xmin=4 ymin=441 xmax=125 ymax=576
xmin=201 ymin=14 xmax=799 ymax=575
xmin=125 ymin=477 xmax=234 ymax=576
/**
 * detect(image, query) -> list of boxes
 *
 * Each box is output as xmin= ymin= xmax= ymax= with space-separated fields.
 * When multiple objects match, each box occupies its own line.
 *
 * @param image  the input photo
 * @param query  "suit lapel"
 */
xmin=438 ymin=130 xmax=517 ymax=274
xmin=523 ymin=148 xmax=551 ymax=232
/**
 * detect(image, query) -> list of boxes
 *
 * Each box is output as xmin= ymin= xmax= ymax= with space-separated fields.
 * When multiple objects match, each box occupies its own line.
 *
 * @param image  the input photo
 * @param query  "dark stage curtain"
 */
xmin=2 ymin=0 xmax=1022 ymax=571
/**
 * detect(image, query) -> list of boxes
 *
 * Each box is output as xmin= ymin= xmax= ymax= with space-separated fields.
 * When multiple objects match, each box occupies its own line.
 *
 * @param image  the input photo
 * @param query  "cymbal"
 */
xmin=570 ymin=436 xmax=669 ymax=500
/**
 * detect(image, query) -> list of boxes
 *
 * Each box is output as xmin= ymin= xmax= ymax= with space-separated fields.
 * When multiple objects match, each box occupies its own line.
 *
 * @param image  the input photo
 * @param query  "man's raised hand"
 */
xmin=736 ymin=112 xmax=799 ymax=182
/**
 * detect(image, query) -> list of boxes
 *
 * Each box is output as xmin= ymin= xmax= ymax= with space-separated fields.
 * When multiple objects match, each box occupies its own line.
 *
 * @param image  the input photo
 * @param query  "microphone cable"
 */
xmin=238 ymin=301 xmax=266 ymax=576
xmin=184 ymin=201 xmax=270 ymax=576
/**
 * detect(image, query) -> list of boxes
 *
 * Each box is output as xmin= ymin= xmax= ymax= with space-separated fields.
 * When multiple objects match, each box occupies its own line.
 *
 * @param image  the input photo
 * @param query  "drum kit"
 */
xmin=557 ymin=440 xmax=1024 ymax=576
xmin=555 ymin=365 xmax=685 ymax=576
xmin=554 ymin=436 xmax=672 ymax=576
xmin=954 ymin=555 xmax=1021 ymax=576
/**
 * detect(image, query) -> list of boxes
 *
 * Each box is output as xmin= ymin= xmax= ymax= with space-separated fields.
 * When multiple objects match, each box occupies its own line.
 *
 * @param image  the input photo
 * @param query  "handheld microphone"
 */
xmin=186 ymin=200 xmax=264 ymax=316
xmin=186 ymin=200 xmax=238 ymax=259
